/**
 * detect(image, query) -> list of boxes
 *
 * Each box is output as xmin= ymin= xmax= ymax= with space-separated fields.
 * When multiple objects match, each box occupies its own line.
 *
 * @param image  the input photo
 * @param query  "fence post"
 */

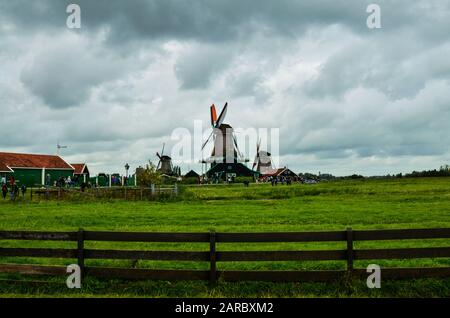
xmin=77 ymin=228 xmax=85 ymax=281
xmin=30 ymin=187 xmax=33 ymax=201
xmin=151 ymin=184 xmax=155 ymax=196
xmin=174 ymin=183 xmax=178 ymax=196
xmin=346 ymin=227 xmax=354 ymax=275
xmin=209 ymin=229 xmax=217 ymax=285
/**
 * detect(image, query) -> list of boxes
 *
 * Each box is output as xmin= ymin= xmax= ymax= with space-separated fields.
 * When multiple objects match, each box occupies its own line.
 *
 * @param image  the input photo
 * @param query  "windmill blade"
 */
xmin=252 ymin=153 xmax=259 ymax=170
xmin=210 ymin=104 xmax=217 ymax=127
xmin=161 ymin=143 xmax=165 ymax=156
xmin=215 ymin=102 xmax=228 ymax=128
xmin=232 ymin=134 xmax=242 ymax=158
xmin=201 ymin=129 xmax=214 ymax=150
xmin=253 ymin=138 xmax=261 ymax=169
xmin=156 ymin=152 xmax=161 ymax=159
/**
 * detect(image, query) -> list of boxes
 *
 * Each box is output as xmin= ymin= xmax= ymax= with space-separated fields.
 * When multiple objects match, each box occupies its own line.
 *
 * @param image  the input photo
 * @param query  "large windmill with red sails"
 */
xmin=200 ymin=102 xmax=258 ymax=181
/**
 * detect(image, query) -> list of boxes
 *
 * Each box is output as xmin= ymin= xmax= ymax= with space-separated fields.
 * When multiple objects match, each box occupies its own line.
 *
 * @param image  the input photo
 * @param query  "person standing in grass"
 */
xmin=1 ymin=184 xmax=7 ymax=199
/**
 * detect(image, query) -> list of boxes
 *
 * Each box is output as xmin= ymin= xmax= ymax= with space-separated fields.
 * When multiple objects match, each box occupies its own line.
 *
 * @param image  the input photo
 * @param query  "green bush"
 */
xmin=235 ymin=176 xmax=255 ymax=184
xmin=181 ymin=177 xmax=199 ymax=185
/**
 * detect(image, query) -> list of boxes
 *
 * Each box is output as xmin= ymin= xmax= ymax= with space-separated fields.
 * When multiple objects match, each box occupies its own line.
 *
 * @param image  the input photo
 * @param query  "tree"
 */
xmin=440 ymin=165 xmax=450 ymax=172
xmin=135 ymin=161 xmax=162 ymax=186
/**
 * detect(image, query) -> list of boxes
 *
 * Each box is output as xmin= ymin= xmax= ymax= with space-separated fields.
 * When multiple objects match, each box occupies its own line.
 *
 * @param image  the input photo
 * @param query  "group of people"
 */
xmin=52 ymin=175 xmax=90 ymax=192
xmin=53 ymin=175 xmax=76 ymax=188
xmin=111 ymin=175 xmax=125 ymax=186
xmin=1 ymin=176 xmax=26 ymax=201
xmin=268 ymin=176 xmax=293 ymax=186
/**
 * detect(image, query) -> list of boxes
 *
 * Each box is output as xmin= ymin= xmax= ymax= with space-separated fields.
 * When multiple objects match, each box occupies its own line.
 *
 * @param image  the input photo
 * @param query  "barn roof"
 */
xmin=263 ymin=167 xmax=298 ymax=177
xmin=0 ymin=152 xmax=74 ymax=170
xmin=0 ymin=162 xmax=13 ymax=173
xmin=71 ymin=163 xmax=88 ymax=174
xmin=184 ymin=170 xmax=199 ymax=178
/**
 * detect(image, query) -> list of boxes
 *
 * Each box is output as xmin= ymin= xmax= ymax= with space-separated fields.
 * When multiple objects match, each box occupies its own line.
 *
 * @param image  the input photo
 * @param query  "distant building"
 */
xmin=0 ymin=152 xmax=74 ymax=187
xmin=71 ymin=163 xmax=90 ymax=183
xmin=262 ymin=167 xmax=298 ymax=180
xmin=184 ymin=170 xmax=200 ymax=178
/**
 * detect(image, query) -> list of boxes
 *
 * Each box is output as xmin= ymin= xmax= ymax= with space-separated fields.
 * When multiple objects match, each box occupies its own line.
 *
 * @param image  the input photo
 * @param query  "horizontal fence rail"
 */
xmin=0 ymin=228 xmax=449 ymax=284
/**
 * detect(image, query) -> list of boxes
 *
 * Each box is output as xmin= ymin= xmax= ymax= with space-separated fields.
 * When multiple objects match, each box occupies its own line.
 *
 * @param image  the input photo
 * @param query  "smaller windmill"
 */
xmin=156 ymin=143 xmax=174 ymax=175
xmin=252 ymin=138 xmax=275 ymax=175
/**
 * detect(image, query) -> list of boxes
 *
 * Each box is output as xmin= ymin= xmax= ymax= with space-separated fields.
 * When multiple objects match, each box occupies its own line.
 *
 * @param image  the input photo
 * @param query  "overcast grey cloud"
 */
xmin=1 ymin=0 xmax=450 ymax=176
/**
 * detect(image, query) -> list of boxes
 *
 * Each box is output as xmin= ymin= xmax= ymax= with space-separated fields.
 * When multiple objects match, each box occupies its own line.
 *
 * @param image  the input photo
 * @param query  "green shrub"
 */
xmin=235 ymin=176 xmax=255 ymax=184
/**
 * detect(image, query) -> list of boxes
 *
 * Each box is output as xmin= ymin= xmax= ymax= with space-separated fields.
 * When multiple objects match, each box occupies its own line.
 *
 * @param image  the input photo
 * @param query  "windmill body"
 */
xmin=201 ymin=103 xmax=257 ymax=181
xmin=255 ymin=150 xmax=275 ymax=175
xmin=252 ymin=139 xmax=276 ymax=175
xmin=156 ymin=143 xmax=174 ymax=175
xmin=158 ymin=155 xmax=173 ymax=175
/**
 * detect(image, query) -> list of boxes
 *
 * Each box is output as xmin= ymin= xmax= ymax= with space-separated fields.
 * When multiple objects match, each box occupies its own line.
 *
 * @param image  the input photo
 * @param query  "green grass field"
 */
xmin=1 ymin=177 xmax=450 ymax=297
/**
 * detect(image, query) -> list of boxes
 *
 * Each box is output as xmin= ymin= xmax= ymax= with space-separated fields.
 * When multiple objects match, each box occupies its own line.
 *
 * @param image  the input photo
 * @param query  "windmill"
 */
xmin=56 ymin=140 xmax=67 ymax=156
xmin=252 ymin=138 xmax=275 ymax=175
xmin=201 ymin=102 xmax=246 ymax=164
xmin=156 ymin=143 xmax=174 ymax=175
xmin=200 ymin=102 xmax=256 ymax=181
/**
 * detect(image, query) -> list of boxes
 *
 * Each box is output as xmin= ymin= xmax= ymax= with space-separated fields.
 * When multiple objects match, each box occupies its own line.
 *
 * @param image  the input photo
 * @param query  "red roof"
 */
xmin=71 ymin=163 xmax=87 ymax=174
xmin=0 ymin=162 xmax=13 ymax=172
xmin=262 ymin=168 xmax=284 ymax=177
xmin=262 ymin=168 xmax=298 ymax=178
xmin=0 ymin=152 xmax=74 ymax=170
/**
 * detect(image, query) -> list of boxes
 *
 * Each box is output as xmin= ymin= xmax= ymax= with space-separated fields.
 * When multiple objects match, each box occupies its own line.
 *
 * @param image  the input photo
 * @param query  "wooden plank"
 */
xmin=85 ymin=267 xmax=209 ymax=281
xmin=77 ymin=229 xmax=85 ymax=280
xmin=210 ymin=230 xmax=217 ymax=284
xmin=216 ymin=250 xmax=346 ymax=261
xmin=347 ymin=227 xmax=354 ymax=272
xmin=354 ymin=228 xmax=450 ymax=241
xmin=354 ymin=247 xmax=450 ymax=260
xmin=216 ymin=231 xmax=346 ymax=242
xmin=219 ymin=270 xmax=345 ymax=282
xmin=0 ymin=248 xmax=77 ymax=258
xmin=352 ymin=267 xmax=450 ymax=279
xmin=0 ymin=264 xmax=67 ymax=276
xmin=84 ymin=249 xmax=209 ymax=261
xmin=0 ymin=231 xmax=77 ymax=241
xmin=83 ymin=231 xmax=209 ymax=242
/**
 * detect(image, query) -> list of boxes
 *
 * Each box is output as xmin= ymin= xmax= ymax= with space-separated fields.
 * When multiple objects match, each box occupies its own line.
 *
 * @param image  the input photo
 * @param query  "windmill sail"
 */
xmin=210 ymin=104 xmax=217 ymax=127
xmin=215 ymin=102 xmax=228 ymax=128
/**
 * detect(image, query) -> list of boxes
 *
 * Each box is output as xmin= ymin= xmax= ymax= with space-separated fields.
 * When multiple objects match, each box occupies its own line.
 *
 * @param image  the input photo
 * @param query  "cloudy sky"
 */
xmin=1 ymin=0 xmax=449 ymax=176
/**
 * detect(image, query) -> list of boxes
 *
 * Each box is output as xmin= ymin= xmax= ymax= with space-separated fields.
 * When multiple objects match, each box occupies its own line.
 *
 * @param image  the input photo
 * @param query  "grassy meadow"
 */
xmin=0 ymin=177 xmax=450 ymax=297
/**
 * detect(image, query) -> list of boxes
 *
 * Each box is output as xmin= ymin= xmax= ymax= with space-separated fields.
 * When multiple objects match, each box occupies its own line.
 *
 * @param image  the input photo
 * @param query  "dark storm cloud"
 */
xmin=1 ymin=0 xmax=450 ymax=175
xmin=18 ymin=34 xmax=142 ymax=108
xmin=2 ymin=0 xmax=429 ymax=42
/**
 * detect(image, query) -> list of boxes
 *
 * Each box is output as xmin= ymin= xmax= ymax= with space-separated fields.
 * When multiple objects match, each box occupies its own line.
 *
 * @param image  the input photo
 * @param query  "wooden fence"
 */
xmin=27 ymin=184 xmax=178 ymax=201
xmin=0 ymin=228 xmax=449 ymax=283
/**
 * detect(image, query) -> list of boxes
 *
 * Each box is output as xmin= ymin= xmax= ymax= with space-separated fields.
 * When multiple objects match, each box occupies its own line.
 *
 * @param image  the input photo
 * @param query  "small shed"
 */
xmin=71 ymin=163 xmax=90 ymax=184
xmin=184 ymin=170 xmax=200 ymax=178
xmin=262 ymin=167 xmax=298 ymax=180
